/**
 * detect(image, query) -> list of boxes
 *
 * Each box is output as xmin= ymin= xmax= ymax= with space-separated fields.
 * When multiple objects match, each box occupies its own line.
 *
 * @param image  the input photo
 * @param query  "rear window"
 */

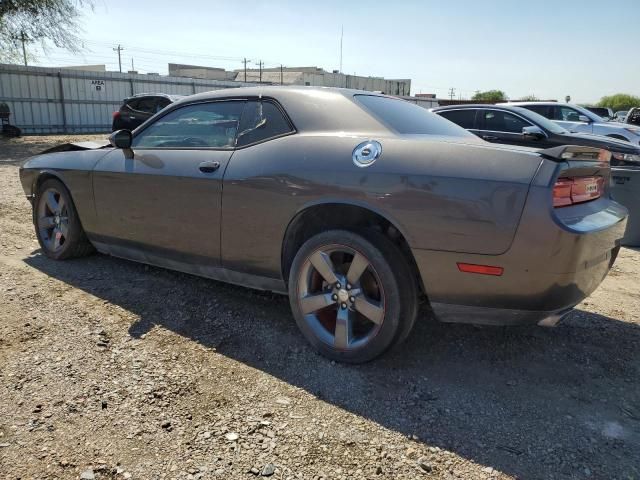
xmin=355 ymin=95 xmax=474 ymax=137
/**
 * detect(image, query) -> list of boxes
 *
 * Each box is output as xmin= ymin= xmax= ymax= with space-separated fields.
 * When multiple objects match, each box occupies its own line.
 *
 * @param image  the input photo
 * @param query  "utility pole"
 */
xmin=258 ymin=60 xmax=263 ymax=83
xmin=243 ymin=58 xmax=251 ymax=82
xmin=448 ymin=87 xmax=456 ymax=100
xmin=113 ymin=44 xmax=124 ymax=73
xmin=280 ymin=64 xmax=284 ymax=85
xmin=18 ymin=31 xmax=28 ymax=66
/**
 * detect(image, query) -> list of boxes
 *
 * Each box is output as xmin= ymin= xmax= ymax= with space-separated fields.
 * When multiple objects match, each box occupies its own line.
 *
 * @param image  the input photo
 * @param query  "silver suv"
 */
xmin=505 ymin=102 xmax=640 ymax=146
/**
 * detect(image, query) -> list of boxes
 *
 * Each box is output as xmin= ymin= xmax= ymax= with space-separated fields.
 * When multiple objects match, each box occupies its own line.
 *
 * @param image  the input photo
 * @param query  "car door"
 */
xmin=476 ymin=109 xmax=539 ymax=147
xmin=91 ymin=99 xmax=246 ymax=266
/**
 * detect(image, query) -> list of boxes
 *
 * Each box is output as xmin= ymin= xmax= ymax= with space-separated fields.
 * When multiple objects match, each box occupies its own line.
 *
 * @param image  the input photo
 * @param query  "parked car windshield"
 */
xmin=356 ymin=95 xmax=474 ymax=137
xmin=572 ymin=104 xmax=605 ymax=123
xmin=513 ymin=107 xmax=568 ymax=134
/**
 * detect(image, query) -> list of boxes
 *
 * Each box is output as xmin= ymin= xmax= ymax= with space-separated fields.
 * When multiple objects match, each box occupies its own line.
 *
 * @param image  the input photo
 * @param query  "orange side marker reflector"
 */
xmin=457 ymin=263 xmax=504 ymax=276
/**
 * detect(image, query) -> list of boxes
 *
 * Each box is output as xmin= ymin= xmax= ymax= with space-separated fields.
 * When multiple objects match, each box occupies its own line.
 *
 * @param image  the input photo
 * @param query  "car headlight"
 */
xmin=624 ymin=127 xmax=640 ymax=136
xmin=612 ymin=152 xmax=640 ymax=163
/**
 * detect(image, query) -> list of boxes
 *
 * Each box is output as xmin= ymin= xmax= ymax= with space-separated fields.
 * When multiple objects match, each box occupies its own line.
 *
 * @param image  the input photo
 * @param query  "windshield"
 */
xmin=512 ymin=107 xmax=567 ymax=134
xmin=355 ymin=95 xmax=475 ymax=138
xmin=573 ymin=104 xmax=606 ymax=123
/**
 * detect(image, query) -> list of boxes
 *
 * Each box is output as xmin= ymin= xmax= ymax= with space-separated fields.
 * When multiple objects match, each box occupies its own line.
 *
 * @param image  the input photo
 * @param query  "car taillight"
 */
xmin=112 ymin=111 xmax=120 ymax=119
xmin=553 ymin=176 xmax=604 ymax=208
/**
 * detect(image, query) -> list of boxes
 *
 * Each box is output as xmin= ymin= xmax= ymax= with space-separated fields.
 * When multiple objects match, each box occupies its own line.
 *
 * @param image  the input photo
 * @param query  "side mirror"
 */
xmin=109 ymin=129 xmax=132 ymax=149
xmin=578 ymin=115 xmax=591 ymax=123
xmin=522 ymin=125 xmax=546 ymax=140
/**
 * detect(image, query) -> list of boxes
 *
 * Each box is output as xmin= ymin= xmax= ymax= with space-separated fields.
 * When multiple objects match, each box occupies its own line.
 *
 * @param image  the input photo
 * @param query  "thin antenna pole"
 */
xmin=339 ymin=25 xmax=343 ymax=73
xmin=131 ymin=58 xmax=134 ymax=71
xmin=280 ymin=64 xmax=283 ymax=85
xmin=243 ymin=57 xmax=249 ymax=82
xmin=259 ymin=60 xmax=263 ymax=83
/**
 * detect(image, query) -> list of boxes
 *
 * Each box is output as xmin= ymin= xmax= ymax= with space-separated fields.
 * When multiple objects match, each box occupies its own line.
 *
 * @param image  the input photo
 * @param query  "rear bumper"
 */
xmin=414 ymin=184 xmax=627 ymax=326
xmin=430 ymin=303 xmax=575 ymax=326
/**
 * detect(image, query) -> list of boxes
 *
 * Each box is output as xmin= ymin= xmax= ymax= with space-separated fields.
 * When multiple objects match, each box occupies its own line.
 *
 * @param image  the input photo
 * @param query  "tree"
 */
xmin=0 ymin=1 xmax=91 ymax=64
xmin=519 ymin=94 xmax=538 ymax=101
xmin=597 ymin=94 xmax=640 ymax=112
xmin=472 ymin=90 xmax=507 ymax=102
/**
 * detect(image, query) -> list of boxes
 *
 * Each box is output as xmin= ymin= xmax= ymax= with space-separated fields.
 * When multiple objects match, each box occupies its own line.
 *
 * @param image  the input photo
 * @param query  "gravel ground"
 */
xmin=0 ymin=135 xmax=639 ymax=480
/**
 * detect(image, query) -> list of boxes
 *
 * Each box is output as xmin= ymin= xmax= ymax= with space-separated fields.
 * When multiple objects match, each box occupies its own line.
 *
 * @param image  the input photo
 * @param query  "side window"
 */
xmin=483 ymin=110 xmax=531 ymax=133
xmin=132 ymin=101 xmax=245 ymax=149
xmin=236 ymin=100 xmax=294 ymax=147
xmin=559 ymin=106 xmax=583 ymax=122
xmin=438 ymin=109 xmax=477 ymax=129
xmin=524 ymin=104 xmax=552 ymax=119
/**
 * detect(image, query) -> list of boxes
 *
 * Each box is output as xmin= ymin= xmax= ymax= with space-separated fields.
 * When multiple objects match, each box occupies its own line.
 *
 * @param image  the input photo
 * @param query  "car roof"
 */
xmin=126 ymin=93 xmax=184 ymax=101
xmin=502 ymin=102 xmax=559 ymax=106
xmin=172 ymin=85 xmax=384 ymax=104
xmin=169 ymin=86 xmax=392 ymax=133
xmin=432 ymin=104 xmax=533 ymax=114
xmin=433 ymin=104 xmax=516 ymax=110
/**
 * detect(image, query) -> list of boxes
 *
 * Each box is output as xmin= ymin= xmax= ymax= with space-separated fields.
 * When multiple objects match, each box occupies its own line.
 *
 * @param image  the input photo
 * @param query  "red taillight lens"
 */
xmin=553 ymin=176 xmax=604 ymax=208
xmin=112 ymin=111 xmax=120 ymax=119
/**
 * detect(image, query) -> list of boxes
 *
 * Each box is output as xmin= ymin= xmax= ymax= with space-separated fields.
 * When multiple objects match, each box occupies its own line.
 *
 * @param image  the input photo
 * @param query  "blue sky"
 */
xmin=30 ymin=0 xmax=640 ymax=103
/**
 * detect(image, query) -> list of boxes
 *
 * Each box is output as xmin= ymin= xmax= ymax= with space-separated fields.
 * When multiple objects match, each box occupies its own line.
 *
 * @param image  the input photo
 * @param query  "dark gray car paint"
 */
xmin=19 ymin=87 xmax=628 ymax=325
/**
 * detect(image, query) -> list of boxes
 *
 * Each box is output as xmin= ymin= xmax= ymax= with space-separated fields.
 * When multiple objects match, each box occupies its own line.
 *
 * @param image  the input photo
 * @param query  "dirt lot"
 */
xmin=0 ymin=135 xmax=639 ymax=480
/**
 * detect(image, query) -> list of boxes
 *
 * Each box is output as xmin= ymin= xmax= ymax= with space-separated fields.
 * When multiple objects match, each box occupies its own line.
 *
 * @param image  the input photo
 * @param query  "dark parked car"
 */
xmin=112 ymin=93 xmax=183 ymax=131
xmin=626 ymin=107 xmax=640 ymax=126
xmin=432 ymin=104 xmax=640 ymax=165
xmin=19 ymin=87 xmax=627 ymax=362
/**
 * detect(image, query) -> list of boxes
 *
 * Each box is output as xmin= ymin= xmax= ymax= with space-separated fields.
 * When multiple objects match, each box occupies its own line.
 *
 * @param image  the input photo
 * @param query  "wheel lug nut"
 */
xmin=332 ymin=294 xmax=338 ymax=301
xmin=341 ymin=303 xmax=347 ymax=309
xmin=349 ymin=296 xmax=355 ymax=303
xmin=336 ymin=282 xmax=341 ymax=289
xmin=346 ymin=284 xmax=352 ymax=290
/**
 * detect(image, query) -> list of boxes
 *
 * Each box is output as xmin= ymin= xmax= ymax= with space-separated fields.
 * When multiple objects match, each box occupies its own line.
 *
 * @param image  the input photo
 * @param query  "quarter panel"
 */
xmin=221 ymin=134 xmax=542 ymax=279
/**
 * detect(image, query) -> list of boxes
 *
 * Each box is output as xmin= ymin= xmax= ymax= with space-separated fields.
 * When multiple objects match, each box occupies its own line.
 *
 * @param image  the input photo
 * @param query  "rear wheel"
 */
xmin=34 ymin=178 xmax=94 ymax=260
xmin=288 ymin=229 xmax=418 ymax=363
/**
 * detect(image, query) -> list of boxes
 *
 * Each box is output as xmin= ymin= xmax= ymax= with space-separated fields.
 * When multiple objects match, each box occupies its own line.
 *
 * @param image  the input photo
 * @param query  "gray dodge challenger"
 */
xmin=19 ymin=86 xmax=628 ymax=362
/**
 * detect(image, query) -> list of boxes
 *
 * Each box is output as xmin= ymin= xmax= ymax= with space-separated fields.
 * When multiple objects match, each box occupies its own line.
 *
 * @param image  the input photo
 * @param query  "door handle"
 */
xmin=199 ymin=161 xmax=221 ymax=173
xmin=482 ymin=135 xmax=498 ymax=141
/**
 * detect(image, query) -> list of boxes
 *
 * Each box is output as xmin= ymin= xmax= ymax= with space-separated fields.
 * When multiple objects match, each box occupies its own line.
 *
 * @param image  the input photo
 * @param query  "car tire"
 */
xmin=34 ymin=178 xmax=94 ymax=260
xmin=288 ymin=229 xmax=418 ymax=363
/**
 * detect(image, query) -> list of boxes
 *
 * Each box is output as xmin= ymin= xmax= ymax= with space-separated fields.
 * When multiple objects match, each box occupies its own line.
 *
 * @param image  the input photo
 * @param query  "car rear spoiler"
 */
xmin=41 ymin=140 xmax=111 ymax=154
xmin=539 ymin=145 xmax=611 ymax=163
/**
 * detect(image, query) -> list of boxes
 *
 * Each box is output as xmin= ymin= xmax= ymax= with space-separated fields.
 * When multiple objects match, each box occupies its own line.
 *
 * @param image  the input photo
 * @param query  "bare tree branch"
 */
xmin=0 ymin=0 xmax=92 ymax=63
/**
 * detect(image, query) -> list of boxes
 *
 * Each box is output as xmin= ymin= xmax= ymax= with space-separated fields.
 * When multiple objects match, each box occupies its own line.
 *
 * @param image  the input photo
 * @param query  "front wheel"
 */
xmin=288 ymin=229 xmax=418 ymax=363
xmin=34 ymin=178 xmax=94 ymax=260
